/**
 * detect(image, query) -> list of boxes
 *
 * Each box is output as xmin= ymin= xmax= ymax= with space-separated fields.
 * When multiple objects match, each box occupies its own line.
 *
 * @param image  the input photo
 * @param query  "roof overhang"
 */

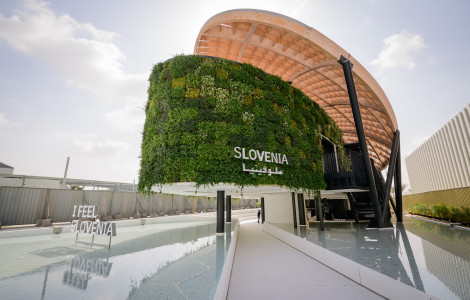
xmin=194 ymin=9 xmax=397 ymax=170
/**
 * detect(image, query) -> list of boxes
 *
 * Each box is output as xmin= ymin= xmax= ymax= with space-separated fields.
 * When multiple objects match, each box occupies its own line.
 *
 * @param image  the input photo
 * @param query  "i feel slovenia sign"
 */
xmin=71 ymin=205 xmax=116 ymax=236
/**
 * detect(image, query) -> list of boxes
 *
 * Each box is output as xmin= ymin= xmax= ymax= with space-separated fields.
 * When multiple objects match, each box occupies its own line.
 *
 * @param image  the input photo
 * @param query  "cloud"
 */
xmin=104 ymin=102 xmax=145 ymax=133
xmin=0 ymin=0 xmax=147 ymax=128
xmin=411 ymin=135 xmax=430 ymax=146
xmin=0 ymin=112 xmax=9 ymax=127
xmin=67 ymin=138 xmax=129 ymax=158
xmin=371 ymin=30 xmax=426 ymax=70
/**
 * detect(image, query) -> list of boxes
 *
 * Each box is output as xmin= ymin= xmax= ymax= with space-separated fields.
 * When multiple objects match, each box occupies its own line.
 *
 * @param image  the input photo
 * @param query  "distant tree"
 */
xmin=391 ymin=183 xmax=409 ymax=196
xmin=68 ymin=185 xmax=83 ymax=190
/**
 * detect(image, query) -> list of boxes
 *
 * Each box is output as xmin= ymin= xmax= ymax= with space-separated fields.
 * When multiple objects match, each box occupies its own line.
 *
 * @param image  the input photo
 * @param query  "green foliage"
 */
xmin=409 ymin=202 xmax=470 ymax=224
xmin=409 ymin=203 xmax=432 ymax=216
xmin=431 ymin=204 xmax=449 ymax=219
xmin=68 ymin=185 xmax=83 ymax=190
xmin=138 ymin=55 xmax=345 ymax=193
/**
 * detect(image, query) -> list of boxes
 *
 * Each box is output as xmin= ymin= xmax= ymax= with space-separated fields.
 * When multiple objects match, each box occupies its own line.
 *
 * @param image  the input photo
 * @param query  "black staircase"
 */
xmin=315 ymin=55 xmax=402 ymax=230
xmin=323 ymin=143 xmax=393 ymax=226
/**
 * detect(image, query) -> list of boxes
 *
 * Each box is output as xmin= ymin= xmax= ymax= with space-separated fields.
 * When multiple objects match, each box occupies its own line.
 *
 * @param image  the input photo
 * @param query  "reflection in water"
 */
xmin=41 ymin=267 xmax=49 ymax=300
xmin=422 ymin=237 xmax=470 ymax=299
xmin=0 ymin=220 xmax=237 ymax=300
xmin=62 ymin=256 xmax=113 ymax=290
xmin=216 ymin=235 xmax=225 ymax=279
xmin=63 ymin=269 xmax=88 ymax=290
xmin=64 ymin=256 xmax=113 ymax=278
xmin=396 ymin=223 xmax=424 ymax=292
xmin=274 ymin=216 xmax=470 ymax=300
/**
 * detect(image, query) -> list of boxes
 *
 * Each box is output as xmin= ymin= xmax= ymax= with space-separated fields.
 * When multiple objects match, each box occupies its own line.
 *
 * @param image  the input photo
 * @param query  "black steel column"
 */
xmin=339 ymin=55 xmax=382 ymax=227
xmin=347 ymin=193 xmax=359 ymax=224
xmin=316 ymin=191 xmax=324 ymax=231
xmin=217 ymin=190 xmax=225 ymax=234
xmin=291 ymin=192 xmax=297 ymax=228
xmin=261 ymin=197 xmax=265 ymax=223
xmin=297 ymin=193 xmax=306 ymax=226
xmin=395 ymin=142 xmax=403 ymax=222
xmin=226 ymin=195 xmax=231 ymax=223
xmin=381 ymin=130 xmax=400 ymax=227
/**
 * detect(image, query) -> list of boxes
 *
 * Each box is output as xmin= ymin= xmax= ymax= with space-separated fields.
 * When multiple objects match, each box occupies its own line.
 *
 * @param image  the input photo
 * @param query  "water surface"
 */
xmin=0 ymin=219 xmax=235 ymax=300
xmin=274 ymin=216 xmax=470 ymax=300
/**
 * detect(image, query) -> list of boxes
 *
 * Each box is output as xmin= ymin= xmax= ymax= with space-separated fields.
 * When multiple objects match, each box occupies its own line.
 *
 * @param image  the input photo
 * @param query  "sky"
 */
xmin=0 ymin=0 xmax=469 ymax=187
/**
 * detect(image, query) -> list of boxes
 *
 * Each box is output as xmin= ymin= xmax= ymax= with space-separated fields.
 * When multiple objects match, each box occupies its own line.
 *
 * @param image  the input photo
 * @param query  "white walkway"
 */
xmin=227 ymin=220 xmax=383 ymax=300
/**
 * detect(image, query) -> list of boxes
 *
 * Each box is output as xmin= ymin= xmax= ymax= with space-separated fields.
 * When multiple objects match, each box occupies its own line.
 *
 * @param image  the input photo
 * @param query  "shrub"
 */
xmin=456 ymin=207 xmax=470 ymax=224
xmin=431 ymin=203 xmax=449 ymax=219
xmin=449 ymin=206 xmax=461 ymax=221
xmin=409 ymin=203 xmax=470 ymax=225
xmin=409 ymin=203 xmax=429 ymax=215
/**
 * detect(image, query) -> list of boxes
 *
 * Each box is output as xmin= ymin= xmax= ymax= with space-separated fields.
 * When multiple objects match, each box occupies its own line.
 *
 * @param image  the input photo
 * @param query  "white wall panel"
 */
xmin=406 ymin=104 xmax=470 ymax=193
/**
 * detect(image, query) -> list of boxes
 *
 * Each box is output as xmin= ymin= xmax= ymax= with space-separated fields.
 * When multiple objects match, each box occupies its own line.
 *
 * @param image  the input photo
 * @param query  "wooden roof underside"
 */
xmin=194 ymin=9 xmax=397 ymax=170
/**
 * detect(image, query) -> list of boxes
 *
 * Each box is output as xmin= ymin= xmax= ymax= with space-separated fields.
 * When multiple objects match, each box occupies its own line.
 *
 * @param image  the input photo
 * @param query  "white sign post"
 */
xmin=71 ymin=205 xmax=116 ymax=249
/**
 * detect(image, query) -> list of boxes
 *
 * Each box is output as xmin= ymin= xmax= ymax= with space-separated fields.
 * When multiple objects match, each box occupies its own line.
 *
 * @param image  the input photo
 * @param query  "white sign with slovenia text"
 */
xmin=71 ymin=205 xmax=116 ymax=236
xmin=233 ymin=146 xmax=288 ymax=176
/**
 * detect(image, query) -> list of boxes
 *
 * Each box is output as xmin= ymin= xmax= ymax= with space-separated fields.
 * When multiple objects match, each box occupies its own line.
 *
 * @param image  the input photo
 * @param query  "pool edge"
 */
xmin=263 ymin=222 xmax=438 ymax=300
xmin=214 ymin=221 xmax=240 ymax=300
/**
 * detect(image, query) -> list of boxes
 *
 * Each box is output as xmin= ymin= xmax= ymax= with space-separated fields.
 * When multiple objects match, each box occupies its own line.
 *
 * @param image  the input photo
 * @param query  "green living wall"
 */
xmin=138 ymin=55 xmax=344 ymax=193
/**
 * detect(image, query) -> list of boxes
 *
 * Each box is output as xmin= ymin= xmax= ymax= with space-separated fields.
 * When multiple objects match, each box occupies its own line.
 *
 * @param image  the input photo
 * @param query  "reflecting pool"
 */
xmin=274 ymin=216 xmax=470 ymax=300
xmin=0 ymin=217 xmax=235 ymax=300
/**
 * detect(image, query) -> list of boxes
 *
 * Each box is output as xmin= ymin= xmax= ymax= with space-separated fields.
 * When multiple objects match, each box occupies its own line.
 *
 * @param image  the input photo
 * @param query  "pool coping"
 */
xmin=408 ymin=214 xmax=470 ymax=231
xmin=214 ymin=220 xmax=240 ymax=300
xmin=263 ymin=222 xmax=438 ymax=300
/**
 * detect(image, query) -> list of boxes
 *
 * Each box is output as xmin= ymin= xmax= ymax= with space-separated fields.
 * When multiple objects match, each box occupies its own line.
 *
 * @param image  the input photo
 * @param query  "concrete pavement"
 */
xmin=227 ymin=220 xmax=383 ymax=300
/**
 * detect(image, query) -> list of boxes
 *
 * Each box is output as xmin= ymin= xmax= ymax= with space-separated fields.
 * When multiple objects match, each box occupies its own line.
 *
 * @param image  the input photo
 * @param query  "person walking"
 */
xmin=257 ymin=209 xmax=261 ymax=223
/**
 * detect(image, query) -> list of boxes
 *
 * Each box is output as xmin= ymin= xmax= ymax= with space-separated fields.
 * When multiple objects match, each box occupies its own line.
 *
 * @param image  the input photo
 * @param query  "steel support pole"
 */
xmin=395 ymin=142 xmax=403 ymax=222
xmin=381 ymin=130 xmax=400 ymax=227
xmin=339 ymin=55 xmax=382 ymax=227
xmin=61 ymin=157 xmax=70 ymax=189
xmin=347 ymin=193 xmax=359 ymax=224
xmin=316 ymin=191 xmax=324 ymax=231
xmin=216 ymin=190 xmax=225 ymax=235
xmin=226 ymin=195 xmax=231 ymax=223
xmin=291 ymin=192 xmax=297 ymax=228
xmin=261 ymin=197 xmax=265 ymax=223
xmin=297 ymin=193 xmax=306 ymax=226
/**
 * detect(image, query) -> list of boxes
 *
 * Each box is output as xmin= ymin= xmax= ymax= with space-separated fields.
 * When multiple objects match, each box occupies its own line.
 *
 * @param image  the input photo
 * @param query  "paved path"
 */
xmin=227 ymin=220 xmax=383 ymax=300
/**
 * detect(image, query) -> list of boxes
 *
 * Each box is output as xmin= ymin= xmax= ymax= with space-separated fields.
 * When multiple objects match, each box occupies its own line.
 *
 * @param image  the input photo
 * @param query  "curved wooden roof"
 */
xmin=194 ymin=9 xmax=397 ymax=170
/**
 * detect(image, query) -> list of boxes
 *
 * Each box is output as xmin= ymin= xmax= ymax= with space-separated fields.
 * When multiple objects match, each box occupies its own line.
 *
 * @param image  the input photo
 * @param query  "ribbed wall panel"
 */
xmin=406 ymin=104 xmax=470 ymax=193
xmin=445 ymin=123 xmax=463 ymax=187
xmin=47 ymin=190 xmax=83 ymax=222
xmin=0 ymin=187 xmax=47 ymax=225
xmin=456 ymin=115 xmax=470 ymax=183
xmin=442 ymin=127 xmax=458 ymax=188
xmin=119 ymin=193 xmax=137 ymax=218
xmin=110 ymin=192 xmax=123 ymax=216
xmin=432 ymin=134 xmax=446 ymax=190
xmin=0 ymin=187 xmax=258 ymax=225
xmin=84 ymin=191 xmax=112 ymax=217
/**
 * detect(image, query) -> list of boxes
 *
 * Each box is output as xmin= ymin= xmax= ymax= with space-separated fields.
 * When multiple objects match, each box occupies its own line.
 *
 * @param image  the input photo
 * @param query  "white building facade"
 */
xmin=406 ymin=104 xmax=470 ymax=193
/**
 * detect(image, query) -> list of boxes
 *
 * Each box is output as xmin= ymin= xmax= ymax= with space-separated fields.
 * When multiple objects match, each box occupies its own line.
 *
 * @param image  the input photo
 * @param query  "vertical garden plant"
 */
xmin=138 ymin=55 xmax=344 ymax=193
